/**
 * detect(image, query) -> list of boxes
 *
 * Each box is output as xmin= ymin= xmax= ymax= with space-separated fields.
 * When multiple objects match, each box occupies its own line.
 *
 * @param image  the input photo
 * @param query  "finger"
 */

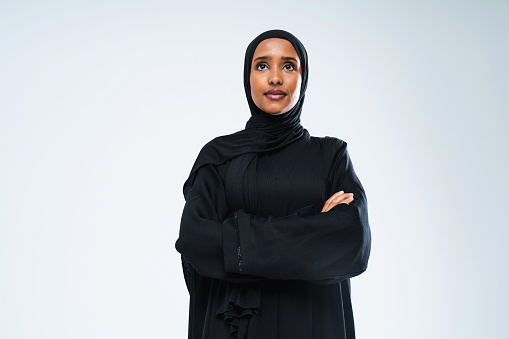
xmin=322 ymin=191 xmax=348 ymax=212
xmin=327 ymin=191 xmax=344 ymax=203
xmin=323 ymin=193 xmax=354 ymax=212
xmin=322 ymin=191 xmax=343 ymax=212
xmin=343 ymin=195 xmax=354 ymax=205
xmin=322 ymin=191 xmax=344 ymax=212
xmin=331 ymin=192 xmax=353 ymax=205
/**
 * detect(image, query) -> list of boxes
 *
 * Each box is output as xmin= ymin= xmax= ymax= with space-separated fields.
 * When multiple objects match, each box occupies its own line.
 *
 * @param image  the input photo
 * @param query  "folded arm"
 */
xmin=176 ymin=140 xmax=370 ymax=284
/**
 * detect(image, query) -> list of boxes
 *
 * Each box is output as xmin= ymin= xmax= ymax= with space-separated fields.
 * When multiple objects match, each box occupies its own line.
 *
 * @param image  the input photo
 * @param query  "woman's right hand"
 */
xmin=321 ymin=191 xmax=354 ymax=212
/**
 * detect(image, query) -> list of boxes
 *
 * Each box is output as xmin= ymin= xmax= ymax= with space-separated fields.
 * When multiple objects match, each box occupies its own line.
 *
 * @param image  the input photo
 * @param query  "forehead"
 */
xmin=252 ymin=38 xmax=300 ymax=62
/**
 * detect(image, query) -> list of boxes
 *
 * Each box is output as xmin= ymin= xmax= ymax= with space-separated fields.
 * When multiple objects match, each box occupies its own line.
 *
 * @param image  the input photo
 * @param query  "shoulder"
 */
xmin=190 ymin=131 xmax=239 ymax=173
xmin=194 ymin=129 xmax=244 ymax=162
xmin=308 ymin=135 xmax=347 ymax=147
xmin=184 ymin=134 xmax=234 ymax=198
xmin=307 ymin=135 xmax=348 ymax=160
xmin=324 ymin=136 xmax=347 ymax=150
xmin=197 ymin=134 xmax=229 ymax=156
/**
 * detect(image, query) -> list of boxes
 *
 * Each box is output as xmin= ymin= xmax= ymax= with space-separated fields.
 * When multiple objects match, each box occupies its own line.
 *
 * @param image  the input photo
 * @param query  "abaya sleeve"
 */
xmin=176 ymin=140 xmax=370 ymax=285
xmin=176 ymin=161 xmax=264 ymax=284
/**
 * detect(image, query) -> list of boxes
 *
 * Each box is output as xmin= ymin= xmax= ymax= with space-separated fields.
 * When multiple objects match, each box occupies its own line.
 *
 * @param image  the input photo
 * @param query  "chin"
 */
xmin=265 ymin=110 xmax=288 ymax=115
xmin=262 ymin=104 xmax=292 ymax=115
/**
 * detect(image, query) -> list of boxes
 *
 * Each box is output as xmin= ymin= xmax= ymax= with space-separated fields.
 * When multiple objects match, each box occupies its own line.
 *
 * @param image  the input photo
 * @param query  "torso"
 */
xmin=255 ymin=136 xmax=333 ymax=217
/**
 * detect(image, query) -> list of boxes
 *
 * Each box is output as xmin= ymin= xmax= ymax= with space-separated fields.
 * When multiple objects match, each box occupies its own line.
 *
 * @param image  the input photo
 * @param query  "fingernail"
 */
xmin=339 ymin=191 xmax=344 ymax=194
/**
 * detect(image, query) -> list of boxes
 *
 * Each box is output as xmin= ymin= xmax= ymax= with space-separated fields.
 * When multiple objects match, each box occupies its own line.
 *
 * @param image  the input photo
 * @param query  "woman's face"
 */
xmin=250 ymin=38 xmax=302 ymax=115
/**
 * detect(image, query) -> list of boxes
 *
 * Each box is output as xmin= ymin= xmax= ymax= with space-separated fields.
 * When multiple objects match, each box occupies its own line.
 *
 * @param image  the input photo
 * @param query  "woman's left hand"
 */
xmin=321 ymin=191 xmax=354 ymax=212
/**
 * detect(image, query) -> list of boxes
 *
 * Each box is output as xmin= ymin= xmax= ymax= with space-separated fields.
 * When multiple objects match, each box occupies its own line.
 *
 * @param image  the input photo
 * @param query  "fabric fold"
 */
xmin=217 ymin=152 xmax=262 ymax=336
xmin=215 ymin=281 xmax=262 ymax=337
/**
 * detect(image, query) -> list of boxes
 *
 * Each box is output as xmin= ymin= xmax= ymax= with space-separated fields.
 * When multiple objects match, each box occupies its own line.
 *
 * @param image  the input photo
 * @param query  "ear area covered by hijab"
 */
xmin=183 ymin=29 xmax=310 ymax=198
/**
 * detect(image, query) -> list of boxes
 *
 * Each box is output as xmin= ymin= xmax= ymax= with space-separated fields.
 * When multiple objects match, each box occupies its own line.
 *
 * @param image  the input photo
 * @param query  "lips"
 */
xmin=265 ymin=89 xmax=287 ymax=100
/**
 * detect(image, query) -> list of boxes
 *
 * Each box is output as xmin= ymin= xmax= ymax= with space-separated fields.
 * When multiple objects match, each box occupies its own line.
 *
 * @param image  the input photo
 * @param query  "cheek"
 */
xmin=249 ymin=79 xmax=255 ymax=99
xmin=250 ymin=76 xmax=258 ymax=94
xmin=250 ymin=82 xmax=258 ymax=99
xmin=250 ymin=77 xmax=265 ymax=102
xmin=290 ymin=77 xmax=302 ymax=97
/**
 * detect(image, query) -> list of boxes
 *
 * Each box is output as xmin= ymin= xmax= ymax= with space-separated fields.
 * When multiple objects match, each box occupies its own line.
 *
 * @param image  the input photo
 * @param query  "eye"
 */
xmin=256 ymin=63 xmax=268 ymax=70
xmin=283 ymin=63 xmax=295 ymax=71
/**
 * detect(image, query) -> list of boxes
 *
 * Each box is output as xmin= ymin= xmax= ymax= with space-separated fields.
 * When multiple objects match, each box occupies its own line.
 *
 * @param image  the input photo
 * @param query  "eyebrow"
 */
xmin=253 ymin=56 xmax=299 ymax=63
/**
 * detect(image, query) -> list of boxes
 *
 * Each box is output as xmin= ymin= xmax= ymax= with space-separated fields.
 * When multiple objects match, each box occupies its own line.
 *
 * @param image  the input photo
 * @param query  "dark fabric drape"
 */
xmin=176 ymin=137 xmax=371 ymax=338
xmin=176 ymin=29 xmax=371 ymax=339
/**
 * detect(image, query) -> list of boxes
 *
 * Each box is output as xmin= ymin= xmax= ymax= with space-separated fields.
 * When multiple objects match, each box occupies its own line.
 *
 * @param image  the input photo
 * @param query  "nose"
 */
xmin=269 ymin=68 xmax=283 ymax=85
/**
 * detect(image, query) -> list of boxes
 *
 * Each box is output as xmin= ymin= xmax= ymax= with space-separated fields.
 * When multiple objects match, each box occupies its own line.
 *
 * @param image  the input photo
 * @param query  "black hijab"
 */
xmin=183 ymin=29 xmax=310 ymax=198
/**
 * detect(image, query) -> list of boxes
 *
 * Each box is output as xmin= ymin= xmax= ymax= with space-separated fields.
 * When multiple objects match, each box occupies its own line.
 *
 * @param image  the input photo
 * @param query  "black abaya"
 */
xmin=176 ymin=136 xmax=370 ymax=338
xmin=176 ymin=29 xmax=370 ymax=339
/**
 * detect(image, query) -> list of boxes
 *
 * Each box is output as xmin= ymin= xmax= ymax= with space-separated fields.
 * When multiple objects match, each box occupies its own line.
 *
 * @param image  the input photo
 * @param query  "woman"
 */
xmin=176 ymin=29 xmax=371 ymax=339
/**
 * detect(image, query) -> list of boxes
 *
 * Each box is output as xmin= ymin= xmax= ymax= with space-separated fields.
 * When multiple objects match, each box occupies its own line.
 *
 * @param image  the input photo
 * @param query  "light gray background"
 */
xmin=1 ymin=1 xmax=508 ymax=338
